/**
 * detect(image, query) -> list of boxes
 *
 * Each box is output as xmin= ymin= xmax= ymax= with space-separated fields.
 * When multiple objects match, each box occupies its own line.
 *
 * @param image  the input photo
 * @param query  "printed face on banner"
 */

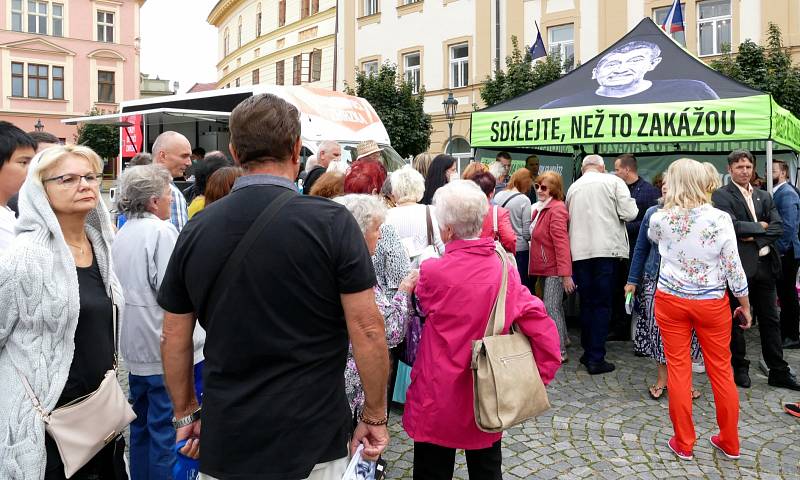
xmin=593 ymin=45 xmax=662 ymax=95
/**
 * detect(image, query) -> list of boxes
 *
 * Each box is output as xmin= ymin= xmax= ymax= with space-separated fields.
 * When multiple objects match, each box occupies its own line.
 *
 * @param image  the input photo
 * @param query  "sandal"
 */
xmin=691 ymin=388 xmax=702 ymax=400
xmin=649 ymin=384 xmax=667 ymax=400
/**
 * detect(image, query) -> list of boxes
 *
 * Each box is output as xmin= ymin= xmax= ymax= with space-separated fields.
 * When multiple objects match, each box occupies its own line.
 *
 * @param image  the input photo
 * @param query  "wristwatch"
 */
xmin=172 ymin=407 xmax=201 ymax=429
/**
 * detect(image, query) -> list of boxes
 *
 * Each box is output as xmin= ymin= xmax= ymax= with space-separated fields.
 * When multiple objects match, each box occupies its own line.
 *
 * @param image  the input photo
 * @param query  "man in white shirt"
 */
xmin=566 ymin=155 xmax=638 ymax=375
xmin=0 ymin=122 xmax=36 ymax=251
xmin=152 ymin=131 xmax=192 ymax=231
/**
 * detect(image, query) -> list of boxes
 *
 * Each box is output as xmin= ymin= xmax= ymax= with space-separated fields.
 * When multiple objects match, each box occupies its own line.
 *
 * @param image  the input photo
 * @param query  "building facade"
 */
xmin=0 ymin=0 xmax=144 ymax=141
xmin=210 ymin=0 xmax=800 ymax=156
xmin=139 ymin=73 xmax=176 ymax=98
xmin=208 ymin=0 xmax=337 ymax=90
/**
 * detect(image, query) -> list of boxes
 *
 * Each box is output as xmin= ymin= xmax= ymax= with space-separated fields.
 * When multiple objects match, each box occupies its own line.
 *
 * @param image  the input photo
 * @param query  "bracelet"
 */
xmin=172 ymin=407 xmax=201 ymax=429
xmin=360 ymin=412 xmax=389 ymax=426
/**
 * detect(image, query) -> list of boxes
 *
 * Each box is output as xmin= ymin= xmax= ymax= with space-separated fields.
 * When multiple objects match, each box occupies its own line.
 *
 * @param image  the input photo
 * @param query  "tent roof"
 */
xmin=483 ymin=18 xmax=761 ymax=112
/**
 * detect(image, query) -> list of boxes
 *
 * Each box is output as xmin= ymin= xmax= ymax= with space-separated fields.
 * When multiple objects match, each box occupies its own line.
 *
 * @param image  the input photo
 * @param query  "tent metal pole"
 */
xmin=766 ymin=140 xmax=774 ymax=194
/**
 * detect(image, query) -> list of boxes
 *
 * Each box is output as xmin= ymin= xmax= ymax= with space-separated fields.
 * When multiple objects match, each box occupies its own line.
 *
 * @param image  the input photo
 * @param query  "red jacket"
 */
xmin=529 ymin=199 xmax=572 ymax=277
xmin=403 ymin=238 xmax=562 ymax=449
xmin=480 ymin=205 xmax=516 ymax=254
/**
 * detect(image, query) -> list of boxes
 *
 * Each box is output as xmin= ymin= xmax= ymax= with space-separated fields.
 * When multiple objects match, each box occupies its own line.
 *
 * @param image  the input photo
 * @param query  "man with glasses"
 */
xmin=152 ymin=131 xmax=192 ymax=231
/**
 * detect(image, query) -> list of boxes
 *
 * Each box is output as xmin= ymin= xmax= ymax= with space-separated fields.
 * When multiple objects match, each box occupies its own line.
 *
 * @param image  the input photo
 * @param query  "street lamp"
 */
xmin=34 ymin=119 xmax=44 ymax=132
xmin=442 ymin=91 xmax=458 ymax=154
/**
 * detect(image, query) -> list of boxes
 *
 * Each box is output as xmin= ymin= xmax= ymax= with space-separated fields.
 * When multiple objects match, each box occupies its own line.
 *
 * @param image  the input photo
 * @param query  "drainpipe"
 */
xmin=332 ymin=0 xmax=339 ymax=90
xmin=495 ymin=0 xmax=501 ymax=72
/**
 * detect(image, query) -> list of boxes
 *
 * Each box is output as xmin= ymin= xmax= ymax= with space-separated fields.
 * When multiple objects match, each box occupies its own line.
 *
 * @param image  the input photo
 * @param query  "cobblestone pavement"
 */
xmin=382 ymin=326 xmax=800 ymax=479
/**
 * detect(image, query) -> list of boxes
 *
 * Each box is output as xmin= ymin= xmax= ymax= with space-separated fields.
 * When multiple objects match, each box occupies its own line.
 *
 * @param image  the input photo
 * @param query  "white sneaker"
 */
xmin=692 ymin=360 xmax=705 ymax=374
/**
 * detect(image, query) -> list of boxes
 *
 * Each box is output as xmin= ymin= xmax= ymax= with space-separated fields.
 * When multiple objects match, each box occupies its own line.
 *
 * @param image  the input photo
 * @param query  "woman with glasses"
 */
xmin=529 ymin=172 xmax=575 ymax=363
xmin=0 ymin=145 xmax=129 ymax=479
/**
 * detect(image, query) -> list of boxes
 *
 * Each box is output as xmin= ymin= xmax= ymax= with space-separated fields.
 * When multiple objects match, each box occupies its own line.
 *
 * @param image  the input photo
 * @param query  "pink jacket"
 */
xmin=480 ymin=205 xmax=516 ymax=254
xmin=402 ymin=238 xmax=562 ymax=450
xmin=529 ymin=199 xmax=572 ymax=277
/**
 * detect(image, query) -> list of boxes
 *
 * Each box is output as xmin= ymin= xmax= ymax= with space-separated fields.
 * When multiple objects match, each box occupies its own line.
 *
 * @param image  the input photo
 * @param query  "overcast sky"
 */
xmin=140 ymin=0 xmax=219 ymax=93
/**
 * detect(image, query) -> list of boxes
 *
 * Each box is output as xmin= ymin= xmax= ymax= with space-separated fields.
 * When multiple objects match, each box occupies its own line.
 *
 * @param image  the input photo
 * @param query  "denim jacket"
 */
xmin=627 ymin=205 xmax=661 ymax=285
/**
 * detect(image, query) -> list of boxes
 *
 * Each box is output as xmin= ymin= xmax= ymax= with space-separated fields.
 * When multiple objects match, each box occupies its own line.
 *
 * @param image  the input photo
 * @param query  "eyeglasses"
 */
xmin=43 ymin=172 xmax=103 ymax=188
xmin=534 ymin=183 xmax=549 ymax=192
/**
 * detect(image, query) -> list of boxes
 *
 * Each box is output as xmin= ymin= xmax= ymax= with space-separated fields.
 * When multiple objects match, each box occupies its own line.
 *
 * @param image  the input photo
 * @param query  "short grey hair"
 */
xmin=116 ymin=164 xmax=172 ymax=217
xmin=334 ymin=194 xmax=386 ymax=235
xmin=432 ymin=180 xmax=488 ymax=240
xmin=151 ymin=131 xmax=188 ymax=158
xmin=489 ymin=161 xmax=507 ymax=180
xmin=305 ymin=155 xmax=318 ymax=172
xmin=318 ymin=140 xmax=340 ymax=155
xmin=391 ymin=165 xmax=425 ymax=203
xmin=582 ymin=154 xmax=605 ymax=170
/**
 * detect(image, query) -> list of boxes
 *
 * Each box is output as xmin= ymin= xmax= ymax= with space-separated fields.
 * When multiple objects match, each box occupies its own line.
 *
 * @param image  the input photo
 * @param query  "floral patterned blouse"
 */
xmin=649 ymin=204 xmax=748 ymax=300
xmin=345 ymin=285 xmax=411 ymax=417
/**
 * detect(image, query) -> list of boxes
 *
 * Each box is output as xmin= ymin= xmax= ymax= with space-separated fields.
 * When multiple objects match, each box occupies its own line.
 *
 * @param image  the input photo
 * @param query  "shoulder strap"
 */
xmin=492 ymin=206 xmax=498 ymax=236
xmin=201 ymin=189 xmax=295 ymax=319
xmin=500 ymin=192 xmax=523 ymax=209
xmin=425 ymin=205 xmax=434 ymax=247
xmin=483 ymin=243 xmax=509 ymax=338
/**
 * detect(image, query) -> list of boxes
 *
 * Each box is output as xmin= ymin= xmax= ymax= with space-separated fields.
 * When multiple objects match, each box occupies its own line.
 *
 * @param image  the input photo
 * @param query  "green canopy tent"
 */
xmin=470 ymin=18 xmax=800 ymax=190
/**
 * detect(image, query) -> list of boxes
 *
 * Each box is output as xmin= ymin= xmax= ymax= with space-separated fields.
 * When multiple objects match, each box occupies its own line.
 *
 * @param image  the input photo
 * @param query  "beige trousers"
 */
xmin=199 ymin=456 xmax=349 ymax=480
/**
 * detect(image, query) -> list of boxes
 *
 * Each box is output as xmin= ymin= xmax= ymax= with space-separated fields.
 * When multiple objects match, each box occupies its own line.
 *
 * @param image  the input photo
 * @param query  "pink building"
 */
xmin=0 ymin=0 xmax=144 ymax=143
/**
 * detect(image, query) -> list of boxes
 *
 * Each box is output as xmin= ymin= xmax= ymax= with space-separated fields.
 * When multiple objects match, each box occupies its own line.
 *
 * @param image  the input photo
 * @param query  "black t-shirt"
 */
xmin=57 ymin=253 xmax=114 ymax=407
xmin=541 ymin=79 xmax=719 ymax=108
xmin=302 ymin=165 xmax=326 ymax=195
xmin=157 ymin=179 xmax=376 ymax=479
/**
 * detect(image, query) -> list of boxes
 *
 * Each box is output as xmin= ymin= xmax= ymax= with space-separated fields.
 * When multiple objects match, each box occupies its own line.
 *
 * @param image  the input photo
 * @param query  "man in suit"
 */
xmin=772 ymin=160 xmax=800 ymax=349
xmin=711 ymin=150 xmax=800 ymax=390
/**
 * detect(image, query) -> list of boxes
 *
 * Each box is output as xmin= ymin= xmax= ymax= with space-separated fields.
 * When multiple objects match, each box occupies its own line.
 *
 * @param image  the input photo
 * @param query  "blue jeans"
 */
xmin=573 ymin=258 xmax=618 ymax=365
xmin=129 ymin=361 xmax=204 ymax=480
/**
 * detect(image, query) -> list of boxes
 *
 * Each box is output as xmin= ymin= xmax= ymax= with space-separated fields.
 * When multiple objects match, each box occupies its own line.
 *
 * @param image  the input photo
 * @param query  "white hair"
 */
xmin=432 ymin=180 xmax=488 ymax=240
xmin=151 ymin=131 xmax=189 ymax=158
xmin=333 ymin=194 xmax=387 ymax=235
xmin=488 ymin=161 xmax=507 ymax=180
xmin=327 ymin=160 xmax=348 ymax=174
xmin=390 ymin=165 xmax=426 ymax=203
xmin=116 ymin=165 xmax=172 ymax=217
xmin=581 ymin=154 xmax=605 ymax=171
xmin=318 ymin=140 xmax=340 ymax=155
xmin=305 ymin=155 xmax=318 ymax=172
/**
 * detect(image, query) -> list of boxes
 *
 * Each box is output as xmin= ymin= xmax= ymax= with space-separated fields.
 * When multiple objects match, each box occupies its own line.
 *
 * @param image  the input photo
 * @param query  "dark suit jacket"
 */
xmin=773 ymin=184 xmax=800 ymax=259
xmin=711 ymin=182 xmax=783 ymax=277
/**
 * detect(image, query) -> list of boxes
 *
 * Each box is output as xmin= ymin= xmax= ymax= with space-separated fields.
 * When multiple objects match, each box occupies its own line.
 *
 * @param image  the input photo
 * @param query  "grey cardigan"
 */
xmin=494 ymin=190 xmax=532 ymax=252
xmin=0 ymin=153 xmax=124 ymax=479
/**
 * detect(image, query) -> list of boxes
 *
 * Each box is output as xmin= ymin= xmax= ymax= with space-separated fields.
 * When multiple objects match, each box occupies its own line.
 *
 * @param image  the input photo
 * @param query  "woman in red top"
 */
xmin=469 ymin=171 xmax=516 ymax=254
xmin=529 ymin=172 xmax=575 ymax=362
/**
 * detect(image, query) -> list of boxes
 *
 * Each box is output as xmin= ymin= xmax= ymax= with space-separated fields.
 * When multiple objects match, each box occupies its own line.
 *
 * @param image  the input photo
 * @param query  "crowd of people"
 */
xmin=0 ymin=92 xmax=799 ymax=480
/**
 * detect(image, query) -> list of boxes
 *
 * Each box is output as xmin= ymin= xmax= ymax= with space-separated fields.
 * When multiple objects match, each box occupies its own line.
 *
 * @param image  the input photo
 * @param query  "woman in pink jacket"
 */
xmin=529 ymin=171 xmax=575 ymax=362
xmin=403 ymin=180 xmax=562 ymax=479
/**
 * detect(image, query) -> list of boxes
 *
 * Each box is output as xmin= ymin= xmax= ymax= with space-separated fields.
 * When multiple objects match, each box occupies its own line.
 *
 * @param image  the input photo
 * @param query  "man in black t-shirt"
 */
xmin=158 ymin=94 xmax=390 ymax=480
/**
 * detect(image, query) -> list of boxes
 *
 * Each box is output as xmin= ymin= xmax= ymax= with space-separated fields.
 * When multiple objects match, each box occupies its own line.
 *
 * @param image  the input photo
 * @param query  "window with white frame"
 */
xmin=11 ymin=0 xmax=23 ymax=31
xmin=548 ymin=24 xmax=574 ymax=72
xmin=653 ymin=4 xmax=686 ymax=46
xmin=698 ymin=0 xmax=731 ymax=56
xmin=364 ymin=0 xmax=378 ymax=16
xmin=97 ymin=10 xmax=114 ymax=43
xmin=404 ymin=52 xmax=421 ymax=94
xmin=363 ymin=60 xmax=378 ymax=77
xmin=224 ymin=28 xmax=230 ymax=56
xmin=449 ymin=43 xmax=468 ymax=88
xmin=52 ymin=3 xmax=63 ymax=36
xmin=237 ymin=17 xmax=242 ymax=48
xmin=28 ymin=0 xmax=48 ymax=34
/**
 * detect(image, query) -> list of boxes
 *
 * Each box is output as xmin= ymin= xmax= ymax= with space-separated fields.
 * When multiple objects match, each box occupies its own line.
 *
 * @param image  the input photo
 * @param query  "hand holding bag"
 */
xmin=471 ymin=242 xmax=550 ymax=433
xmin=18 ymin=295 xmax=136 ymax=478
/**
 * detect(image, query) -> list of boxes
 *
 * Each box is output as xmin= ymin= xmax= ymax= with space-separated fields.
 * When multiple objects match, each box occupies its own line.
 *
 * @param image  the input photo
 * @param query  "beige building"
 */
xmin=208 ymin=0 xmax=336 ymax=89
xmin=139 ymin=73 xmax=176 ymax=98
xmin=210 ymin=0 xmax=800 ymax=155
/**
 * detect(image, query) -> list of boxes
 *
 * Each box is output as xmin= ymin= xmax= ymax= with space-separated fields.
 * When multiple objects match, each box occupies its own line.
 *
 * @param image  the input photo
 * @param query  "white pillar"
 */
xmin=766 ymin=140 xmax=773 ymax=193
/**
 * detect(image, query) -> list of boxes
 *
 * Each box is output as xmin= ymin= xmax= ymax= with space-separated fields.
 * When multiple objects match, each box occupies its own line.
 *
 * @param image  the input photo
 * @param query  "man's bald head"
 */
xmin=152 ymin=131 xmax=192 ymax=178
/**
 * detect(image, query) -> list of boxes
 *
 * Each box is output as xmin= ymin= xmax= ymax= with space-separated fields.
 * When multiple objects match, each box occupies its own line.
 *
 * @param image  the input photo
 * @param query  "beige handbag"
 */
xmin=470 ymin=242 xmax=550 ymax=433
xmin=18 ymin=298 xmax=136 ymax=478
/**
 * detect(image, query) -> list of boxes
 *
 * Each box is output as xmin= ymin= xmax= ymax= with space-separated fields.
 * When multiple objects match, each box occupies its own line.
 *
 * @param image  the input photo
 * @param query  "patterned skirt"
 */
xmin=633 ymin=273 xmax=702 ymax=364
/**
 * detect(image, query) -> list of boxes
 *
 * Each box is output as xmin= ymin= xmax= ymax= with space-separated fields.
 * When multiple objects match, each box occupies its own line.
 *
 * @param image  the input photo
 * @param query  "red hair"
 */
xmin=344 ymin=159 xmax=387 ymax=194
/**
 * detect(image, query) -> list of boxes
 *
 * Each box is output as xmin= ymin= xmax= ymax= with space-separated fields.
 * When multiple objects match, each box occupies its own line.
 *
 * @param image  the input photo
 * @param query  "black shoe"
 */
xmin=606 ymin=332 xmax=629 ymax=342
xmin=768 ymin=374 xmax=800 ymax=391
xmin=734 ymin=370 xmax=751 ymax=388
xmin=586 ymin=361 xmax=616 ymax=375
xmin=782 ymin=338 xmax=800 ymax=349
xmin=579 ymin=355 xmax=588 ymax=366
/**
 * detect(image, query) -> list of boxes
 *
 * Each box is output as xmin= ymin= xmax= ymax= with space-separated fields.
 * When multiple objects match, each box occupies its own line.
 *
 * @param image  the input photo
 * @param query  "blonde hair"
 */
xmin=663 ymin=158 xmax=710 ymax=210
xmin=461 ymin=161 xmax=488 ymax=180
xmin=413 ymin=152 xmax=433 ymax=179
xmin=35 ymin=144 xmax=104 ymax=186
xmin=702 ymin=162 xmax=721 ymax=192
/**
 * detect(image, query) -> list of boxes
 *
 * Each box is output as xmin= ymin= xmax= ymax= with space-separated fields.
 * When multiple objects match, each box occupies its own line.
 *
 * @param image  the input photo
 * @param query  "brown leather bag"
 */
xmin=471 ymin=242 xmax=550 ymax=432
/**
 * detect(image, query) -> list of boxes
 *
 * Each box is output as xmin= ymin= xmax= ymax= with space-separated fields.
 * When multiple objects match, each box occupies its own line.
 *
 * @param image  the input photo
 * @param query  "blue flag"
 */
xmin=661 ymin=0 xmax=685 ymax=34
xmin=530 ymin=29 xmax=546 ymax=60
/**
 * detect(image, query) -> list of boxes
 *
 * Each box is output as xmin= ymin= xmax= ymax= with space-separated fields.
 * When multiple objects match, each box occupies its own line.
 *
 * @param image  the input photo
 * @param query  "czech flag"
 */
xmin=661 ymin=0 xmax=685 ymax=34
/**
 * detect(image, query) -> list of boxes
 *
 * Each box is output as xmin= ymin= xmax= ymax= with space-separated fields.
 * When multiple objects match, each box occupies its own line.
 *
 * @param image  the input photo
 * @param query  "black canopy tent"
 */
xmin=470 ymin=18 xmax=800 ymax=189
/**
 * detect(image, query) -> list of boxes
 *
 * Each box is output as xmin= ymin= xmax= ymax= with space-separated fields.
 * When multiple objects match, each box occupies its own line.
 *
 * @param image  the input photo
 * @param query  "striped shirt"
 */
xmin=169 ymin=182 xmax=188 ymax=232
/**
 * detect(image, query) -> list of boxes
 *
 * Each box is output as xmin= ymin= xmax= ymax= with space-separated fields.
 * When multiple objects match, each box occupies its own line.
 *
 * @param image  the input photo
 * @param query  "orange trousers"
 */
xmin=654 ymin=290 xmax=740 ymax=454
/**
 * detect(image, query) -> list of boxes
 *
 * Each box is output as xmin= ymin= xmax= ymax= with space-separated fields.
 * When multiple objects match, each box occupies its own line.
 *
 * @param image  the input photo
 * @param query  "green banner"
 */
xmin=771 ymin=99 xmax=800 ymax=153
xmin=471 ymin=95 xmax=772 ymax=148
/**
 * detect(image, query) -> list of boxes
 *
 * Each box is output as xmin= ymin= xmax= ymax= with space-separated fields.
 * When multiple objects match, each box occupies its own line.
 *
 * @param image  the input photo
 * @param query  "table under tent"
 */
xmin=470 ymin=18 xmax=800 ymax=191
